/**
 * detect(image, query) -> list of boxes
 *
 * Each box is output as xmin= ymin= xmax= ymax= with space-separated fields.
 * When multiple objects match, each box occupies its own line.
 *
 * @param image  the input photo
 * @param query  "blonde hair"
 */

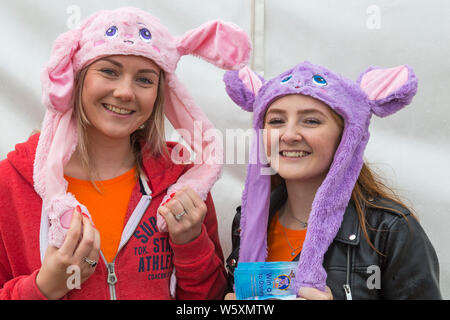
xmin=72 ymin=63 xmax=167 ymax=184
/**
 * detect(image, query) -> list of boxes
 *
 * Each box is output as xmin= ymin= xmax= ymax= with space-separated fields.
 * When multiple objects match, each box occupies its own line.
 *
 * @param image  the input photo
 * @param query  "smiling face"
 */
xmin=81 ymin=55 xmax=161 ymax=141
xmin=264 ymin=94 xmax=343 ymax=183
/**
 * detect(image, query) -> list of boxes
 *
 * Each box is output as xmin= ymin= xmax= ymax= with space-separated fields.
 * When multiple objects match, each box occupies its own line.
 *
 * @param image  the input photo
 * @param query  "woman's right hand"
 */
xmin=36 ymin=207 xmax=101 ymax=300
xmin=297 ymin=286 xmax=333 ymax=300
xmin=225 ymin=287 xmax=333 ymax=300
xmin=224 ymin=293 xmax=236 ymax=300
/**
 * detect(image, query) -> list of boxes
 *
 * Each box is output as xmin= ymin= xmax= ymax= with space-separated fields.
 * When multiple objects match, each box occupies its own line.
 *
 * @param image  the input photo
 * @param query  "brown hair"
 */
xmin=72 ymin=62 xmax=168 ymax=185
xmin=270 ymin=107 xmax=415 ymax=256
xmin=351 ymin=162 xmax=415 ymax=255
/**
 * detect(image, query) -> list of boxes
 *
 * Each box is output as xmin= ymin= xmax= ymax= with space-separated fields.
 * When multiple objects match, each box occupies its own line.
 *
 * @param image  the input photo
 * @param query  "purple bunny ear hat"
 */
xmin=224 ymin=61 xmax=418 ymax=292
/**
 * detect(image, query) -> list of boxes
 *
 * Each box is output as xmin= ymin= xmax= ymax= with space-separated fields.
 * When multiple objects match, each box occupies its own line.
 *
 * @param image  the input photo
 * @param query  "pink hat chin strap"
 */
xmin=34 ymin=109 xmax=80 ymax=247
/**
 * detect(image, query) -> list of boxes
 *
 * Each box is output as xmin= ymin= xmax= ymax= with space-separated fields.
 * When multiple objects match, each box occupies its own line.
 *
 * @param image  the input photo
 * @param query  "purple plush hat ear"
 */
xmin=223 ymin=66 xmax=265 ymax=112
xmin=358 ymin=65 xmax=418 ymax=117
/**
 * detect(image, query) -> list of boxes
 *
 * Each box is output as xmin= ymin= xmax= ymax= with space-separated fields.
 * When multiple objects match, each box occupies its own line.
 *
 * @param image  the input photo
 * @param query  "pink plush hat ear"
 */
xmin=223 ymin=66 xmax=265 ymax=112
xmin=358 ymin=65 xmax=418 ymax=117
xmin=41 ymin=28 xmax=82 ymax=113
xmin=176 ymin=20 xmax=251 ymax=70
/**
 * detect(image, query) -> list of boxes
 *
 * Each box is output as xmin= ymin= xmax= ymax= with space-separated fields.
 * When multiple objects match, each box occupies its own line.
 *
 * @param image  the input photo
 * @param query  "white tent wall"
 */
xmin=0 ymin=0 xmax=448 ymax=299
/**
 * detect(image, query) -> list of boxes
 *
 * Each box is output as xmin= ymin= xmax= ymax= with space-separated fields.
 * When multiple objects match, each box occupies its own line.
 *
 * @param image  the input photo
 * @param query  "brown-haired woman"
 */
xmin=224 ymin=62 xmax=442 ymax=300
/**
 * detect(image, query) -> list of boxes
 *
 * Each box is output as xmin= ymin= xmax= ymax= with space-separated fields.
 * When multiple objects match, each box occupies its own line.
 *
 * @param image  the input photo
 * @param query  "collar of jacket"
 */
xmin=140 ymin=141 xmax=190 ymax=199
xmin=269 ymin=183 xmax=361 ymax=246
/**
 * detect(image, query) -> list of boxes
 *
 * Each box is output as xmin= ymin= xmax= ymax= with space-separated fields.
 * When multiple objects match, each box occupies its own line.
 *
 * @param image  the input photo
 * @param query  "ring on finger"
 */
xmin=174 ymin=211 xmax=187 ymax=221
xmin=83 ymin=256 xmax=98 ymax=268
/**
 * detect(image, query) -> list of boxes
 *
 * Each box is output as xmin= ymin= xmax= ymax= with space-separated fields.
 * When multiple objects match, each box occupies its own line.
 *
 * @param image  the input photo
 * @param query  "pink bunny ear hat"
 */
xmin=36 ymin=7 xmax=251 ymax=248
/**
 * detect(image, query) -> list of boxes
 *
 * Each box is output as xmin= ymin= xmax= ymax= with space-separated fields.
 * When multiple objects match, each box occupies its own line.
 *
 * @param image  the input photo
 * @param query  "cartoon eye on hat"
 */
xmin=105 ymin=26 xmax=119 ymax=38
xmin=312 ymin=75 xmax=327 ymax=87
xmin=139 ymin=28 xmax=152 ymax=43
xmin=281 ymin=75 xmax=292 ymax=84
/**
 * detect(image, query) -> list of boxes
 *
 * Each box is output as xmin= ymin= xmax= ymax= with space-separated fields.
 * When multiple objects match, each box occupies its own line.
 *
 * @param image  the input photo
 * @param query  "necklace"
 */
xmin=290 ymin=214 xmax=308 ymax=229
xmin=280 ymin=224 xmax=303 ymax=256
xmin=282 ymin=205 xmax=308 ymax=229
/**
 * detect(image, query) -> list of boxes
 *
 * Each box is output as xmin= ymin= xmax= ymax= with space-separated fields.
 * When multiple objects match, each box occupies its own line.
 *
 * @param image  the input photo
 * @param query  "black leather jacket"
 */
xmin=226 ymin=184 xmax=442 ymax=300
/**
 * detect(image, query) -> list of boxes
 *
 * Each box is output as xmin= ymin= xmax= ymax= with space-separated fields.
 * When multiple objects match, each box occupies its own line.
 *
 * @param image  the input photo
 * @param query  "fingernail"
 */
xmin=163 ymin=195 xmax=175 ymax=206
xmin=76 ymin=205 xmax=81 ymax=213
xmin=81 ymin=212 xmax=95 ymax=227
xmin=159 ymin=207 xmax=168 ymax=215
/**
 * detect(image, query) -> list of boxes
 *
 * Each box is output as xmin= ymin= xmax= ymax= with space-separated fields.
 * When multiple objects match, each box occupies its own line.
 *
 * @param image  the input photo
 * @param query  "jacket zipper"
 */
xmin=99 ymin=251 xmax=118 ymax=300
xmin=343 ymin=244 xmax=353 ymax=300
xmin=107 ymin=261 xmax=118 ymax=300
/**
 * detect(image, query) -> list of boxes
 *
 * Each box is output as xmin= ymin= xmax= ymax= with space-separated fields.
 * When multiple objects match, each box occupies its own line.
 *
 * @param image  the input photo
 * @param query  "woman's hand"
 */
xmin=297 ymin=286 xmax=333 ymax=300
xmin=158 ymin=187 xmax=207 ymax=245
xmin=36 ymin=207 xmax=101 ymax=300
xmin=225 ymin=288 xmax=333 ymax=300
xmin=224 ymin=293 xmax=237 ymax=300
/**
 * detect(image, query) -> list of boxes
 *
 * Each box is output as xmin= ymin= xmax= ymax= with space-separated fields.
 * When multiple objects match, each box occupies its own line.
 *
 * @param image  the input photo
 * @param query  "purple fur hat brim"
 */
xmin=295 ymin=125 xmax=369 ymax=291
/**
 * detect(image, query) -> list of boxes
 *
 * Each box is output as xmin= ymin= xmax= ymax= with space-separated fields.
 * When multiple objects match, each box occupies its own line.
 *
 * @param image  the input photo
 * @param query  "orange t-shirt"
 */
xmin=267 ymin=212 xmax=307 ymax=262
xmin=65 ymin=167 xmax=137 ymax=263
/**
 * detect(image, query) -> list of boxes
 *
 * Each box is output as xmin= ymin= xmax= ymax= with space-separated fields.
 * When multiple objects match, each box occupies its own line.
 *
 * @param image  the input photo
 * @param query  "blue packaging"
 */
xmin=234 ymin=262 xmax=298 ymax=300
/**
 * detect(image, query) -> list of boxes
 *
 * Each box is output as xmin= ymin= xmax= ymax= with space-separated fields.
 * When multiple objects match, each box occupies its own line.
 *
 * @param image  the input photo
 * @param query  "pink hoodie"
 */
xmin=0 ymin=134 xmax=226 ymax=300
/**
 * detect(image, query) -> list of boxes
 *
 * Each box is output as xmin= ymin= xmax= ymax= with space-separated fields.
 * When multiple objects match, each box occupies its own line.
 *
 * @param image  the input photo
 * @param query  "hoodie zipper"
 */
xmin=107 ymin=261 xmax=118 ymax=300
xmin=98 ymin=250 xmax=119 ymax=300
xmin=101 ymin=186 xmax=152 ymax=300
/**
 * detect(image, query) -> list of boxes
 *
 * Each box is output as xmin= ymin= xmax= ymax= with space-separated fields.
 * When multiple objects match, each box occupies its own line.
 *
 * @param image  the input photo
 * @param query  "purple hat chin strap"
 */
xmin=294 ymin=125 xmax=370 ymax=292
xmin=238 ymin=165 xmax=271 ymax=262
xmin=239 ymin=130 xmax=271 ymax=262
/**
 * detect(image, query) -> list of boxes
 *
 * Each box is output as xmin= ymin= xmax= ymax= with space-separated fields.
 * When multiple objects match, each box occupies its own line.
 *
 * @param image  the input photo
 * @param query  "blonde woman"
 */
xmin=0 ymin=7 xmax=251 ymax=300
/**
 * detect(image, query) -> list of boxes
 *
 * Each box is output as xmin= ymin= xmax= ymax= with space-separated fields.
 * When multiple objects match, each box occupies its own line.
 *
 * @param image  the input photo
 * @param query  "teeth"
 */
xmin=103 ymin=104 xmax=133 ymax=115
xmin=281 ymin=151 xmax=310 ymax=158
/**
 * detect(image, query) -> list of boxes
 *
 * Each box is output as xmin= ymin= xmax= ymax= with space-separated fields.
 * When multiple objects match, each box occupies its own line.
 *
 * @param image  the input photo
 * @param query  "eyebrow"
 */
xmin=101 ymin=58 xmax=159 ymax=76
xmin=266 ymin=108 xmax=327 ymax=117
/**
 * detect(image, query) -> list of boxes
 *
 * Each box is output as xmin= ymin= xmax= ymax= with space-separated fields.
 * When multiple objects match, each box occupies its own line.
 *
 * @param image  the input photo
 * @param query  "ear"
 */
xmin=358 ymin=65 xmax=418 ymax=117
xmin=223 ymin=66 xmax=265 ymax=112
xmin=41 ymin=28 xmax=81 ymax=113
xmin=176 ymin=20 xmax=251 ymax=70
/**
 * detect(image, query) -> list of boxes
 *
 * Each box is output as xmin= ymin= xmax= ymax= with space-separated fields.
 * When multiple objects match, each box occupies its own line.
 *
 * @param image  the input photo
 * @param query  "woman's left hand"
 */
xmin=297 ymin=286 xmax=333 ymax=300
xmin=158 ymin=187 xmax=207 ymax=245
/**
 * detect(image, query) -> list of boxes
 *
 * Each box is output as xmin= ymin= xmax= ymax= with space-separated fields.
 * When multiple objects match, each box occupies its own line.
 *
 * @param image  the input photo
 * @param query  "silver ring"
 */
xmin=83 ymin=257 xmax=98 ymax=268
xmin=174 ymin=211 xmax=187 ymax=221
